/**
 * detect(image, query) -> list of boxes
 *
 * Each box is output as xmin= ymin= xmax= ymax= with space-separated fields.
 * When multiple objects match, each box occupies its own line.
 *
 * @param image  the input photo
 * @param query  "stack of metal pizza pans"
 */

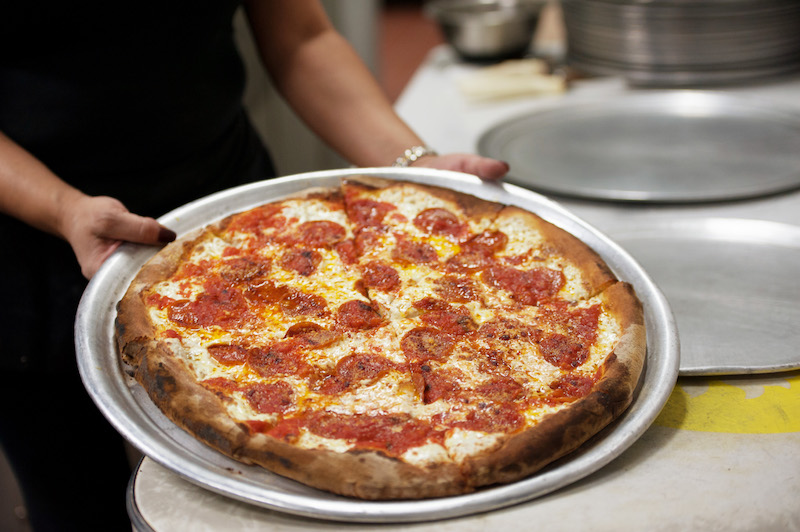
xmin=561 ymin=0 xmax=800 ymax=86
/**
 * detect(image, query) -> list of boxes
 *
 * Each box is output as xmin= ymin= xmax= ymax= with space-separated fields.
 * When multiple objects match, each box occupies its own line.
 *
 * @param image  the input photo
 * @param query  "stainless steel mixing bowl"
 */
xmin=426 ymin=0 xmax=546 ymax=61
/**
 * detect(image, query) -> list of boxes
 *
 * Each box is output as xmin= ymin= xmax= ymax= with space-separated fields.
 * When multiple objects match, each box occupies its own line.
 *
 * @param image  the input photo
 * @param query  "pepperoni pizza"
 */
xmin=116 ymin=177 xmax=645 ymax=499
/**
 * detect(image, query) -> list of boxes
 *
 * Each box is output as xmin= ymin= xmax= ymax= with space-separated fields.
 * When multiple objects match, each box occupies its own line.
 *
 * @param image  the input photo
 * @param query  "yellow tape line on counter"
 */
xmin=654 ymin=370 xmax=800 ymax=434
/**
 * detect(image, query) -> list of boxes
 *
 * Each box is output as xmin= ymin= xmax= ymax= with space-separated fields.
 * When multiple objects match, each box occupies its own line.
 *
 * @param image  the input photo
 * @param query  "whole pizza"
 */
xmin=116 ymin=177 xmax=645 ymax=500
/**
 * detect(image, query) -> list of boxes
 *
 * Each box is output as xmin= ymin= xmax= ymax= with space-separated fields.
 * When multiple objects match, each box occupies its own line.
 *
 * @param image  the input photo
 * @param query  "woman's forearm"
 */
xmin=0 ymin=130 xmax=86 ymax=239
xmin=245 ymin=1 xmax=429 ymax=167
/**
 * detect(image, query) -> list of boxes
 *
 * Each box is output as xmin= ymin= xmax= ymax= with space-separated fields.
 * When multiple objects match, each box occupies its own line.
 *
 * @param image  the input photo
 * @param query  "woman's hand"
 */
xmin=411 ymin=153 xmax=509 ymax=182
xmin=59 ymin=194 xmax=176 ymax=279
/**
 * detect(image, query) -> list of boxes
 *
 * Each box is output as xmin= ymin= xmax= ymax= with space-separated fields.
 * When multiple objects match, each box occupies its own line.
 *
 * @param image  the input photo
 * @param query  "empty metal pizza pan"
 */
xmin=560 ymin=0 xmax=800 ymax=86
xmin=606 ymin=217 xmax=800 ymax=376
xmin=75 ymin=167 xmax=679 ymax=523
xmin=477 ymin=91 xmax=800 ymax=203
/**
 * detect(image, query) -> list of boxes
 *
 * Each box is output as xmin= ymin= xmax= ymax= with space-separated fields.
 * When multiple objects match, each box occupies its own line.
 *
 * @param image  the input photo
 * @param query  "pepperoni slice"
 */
xmin=225 ymin=204 xmax=285 ymax=235
xmin=304 ymin=411 xmax=442 ymax=455
xmin=418 ymin=365 xmax=464 ymax=404
xmin=266 ymin=417 xmax=304 ymax=440
xmin=167 ymin=278 xmax=251 ymax=329
xmin=201 ymin=377 xmax=242 ymax=395
xmin=453 ymin=402 xmax=525 ymax=433
xmin=174 ymin=260 xmax=210 ymax=281
xmin=482 ymin=265 xmax=564 ymax=305
xmin=146 ymin=293 xmax=175 ymax=311
xmin=245 ymin=280 xmax=290 ymax=305
xmin=361 ymin=261 xmax=400 ymax=291
xmin=297 ymin=220 xmax=346 ymax=248
xmin=284 ymin=322 xmax=340 ymax=348
xmin=539 ymin=333 xmax=589 ymax=369
xmin=280 ymin=248 xmax=322 ymax=276
xmin=568 ymin=305 xmax=601 ymax=342
xmin=445 ymin=230 xmax=508 ymax=272
xmin=540 ymin=302 xmax=602 ymax=346
xmin=336 ymin=300 xmax=384 ymax=330
xmin=334 ymin=238 xmax=358 ymax=265
xmin=412 ymin=297 xmax=451 ymax=312
xmin=247 ymin=339 xmax=311 ymax=378
xmin=549 ymin=373 xmax=596 ymax=402
xmin=475 ymin=376 xmax=525 ymax=403
xmin=420 ymin=309 xmax=476 ymax=336
xmin=354 ymin=229 xmax=380 ymax=256
xmin=246 ymin=281 xmax=329 ymax=318
xmin=433 ymin=275 xmax=480 ymax=303
xmin=348 ymin=199 xmax=396 ymax=227
xmin=316 ymin=353 xmax=395 ymax=395
xmin=467 ymin=230 xmax=508 ymax=253
xmin=279 ymin=290 xmax=329 ymax=318
xmin=401 ymin=327 xmax=456 ymax=362
xmin=207 ymin=344 xmax=249 ymax=366
xmin=478 ymin=317 xmax=538 ymax=342
xmin=244 ymin=381 xmax=295 ymax=414
xmin=219 ymin=257 xmax=270 ymax=283
xmin=445 ymin=248 xmax=493 ymax=272
xmin=413 ymin=208 xmax=467 ymax=239
xmin=392 ymin=237 xmax=438 ymax=265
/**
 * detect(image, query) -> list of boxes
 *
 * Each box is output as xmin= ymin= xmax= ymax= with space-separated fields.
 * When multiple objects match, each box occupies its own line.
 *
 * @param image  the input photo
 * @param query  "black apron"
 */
xmin=0 ymin=3 xmax=276 ymax=529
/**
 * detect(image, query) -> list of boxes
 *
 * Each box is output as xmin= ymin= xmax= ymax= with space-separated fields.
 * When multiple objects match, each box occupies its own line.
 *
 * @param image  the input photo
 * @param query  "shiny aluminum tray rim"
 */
xmin=75 ymin=167 xmax=679 ymax=523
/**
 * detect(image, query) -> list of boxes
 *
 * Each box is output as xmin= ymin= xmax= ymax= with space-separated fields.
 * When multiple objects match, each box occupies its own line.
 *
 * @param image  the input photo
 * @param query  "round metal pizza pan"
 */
xmin=605 ymin=217 xmax=800 ymax=376
xmin=75 ymin=167 xmax=679 ymax=523
xmin=477 ymin=91 xmax=800 ymax=203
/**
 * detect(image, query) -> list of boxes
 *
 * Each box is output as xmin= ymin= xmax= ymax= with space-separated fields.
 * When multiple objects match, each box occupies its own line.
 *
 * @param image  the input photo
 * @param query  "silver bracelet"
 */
xmin=392 ymin=145 xmax=438 ymax=167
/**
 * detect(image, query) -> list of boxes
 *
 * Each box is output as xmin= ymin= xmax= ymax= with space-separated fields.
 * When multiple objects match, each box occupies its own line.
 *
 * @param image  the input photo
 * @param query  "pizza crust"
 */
xmin=240 ymin=436 xmax=470 ymax=499
xmin=116 ymin=235 xmax=195 ymax=367
xmin=135 ymin=344 xmax=251 ymax=457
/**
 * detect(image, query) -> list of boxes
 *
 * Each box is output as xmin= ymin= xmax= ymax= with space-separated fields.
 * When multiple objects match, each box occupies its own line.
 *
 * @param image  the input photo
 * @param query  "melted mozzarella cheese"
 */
xmin=324 ymin=372 xmax=416 ymax=415
xmin=191 ymin=235 xmax=235 ymax=260
xmin=279 ymin=198 xmax=351 ymax=227
xmin=492 ymin=214 xmax=545 ymax=256
xmin=295 ymin=429 xmax=354 ymax=453
xmin=223 ymin=393 xmax=280 ymax=423
xmin=445 ymin=428 xmax=502 ymax=463
xmin=271 ymin=246 xmax=367 ymax=309
xmin=401 ymin=442 xmax=452 ymax=466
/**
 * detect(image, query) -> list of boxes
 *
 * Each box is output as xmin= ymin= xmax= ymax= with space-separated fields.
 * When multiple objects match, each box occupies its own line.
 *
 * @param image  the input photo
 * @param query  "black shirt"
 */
xmin=0 ymin=1 xmax=273 ymax=212
xmin=0 ymin=2 xmax=275 ymax=371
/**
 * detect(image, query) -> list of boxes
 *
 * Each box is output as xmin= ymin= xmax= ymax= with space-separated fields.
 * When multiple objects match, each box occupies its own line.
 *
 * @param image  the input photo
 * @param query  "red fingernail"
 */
xmin=158 ymin=227 xmax=177 ymax=243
